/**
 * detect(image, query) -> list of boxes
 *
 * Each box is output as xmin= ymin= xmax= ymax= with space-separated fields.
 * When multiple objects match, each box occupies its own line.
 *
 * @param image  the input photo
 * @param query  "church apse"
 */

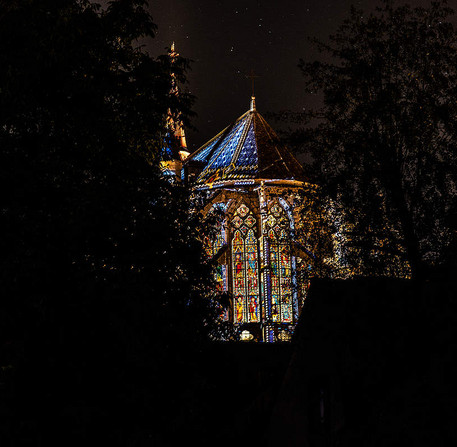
xmin=183 ymin=96 xmax=318 ymax=342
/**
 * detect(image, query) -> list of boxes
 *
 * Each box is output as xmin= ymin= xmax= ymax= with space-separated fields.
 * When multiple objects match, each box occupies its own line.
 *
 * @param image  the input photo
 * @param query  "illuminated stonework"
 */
xmin=184 ymin=98 xmax=316 ymax=342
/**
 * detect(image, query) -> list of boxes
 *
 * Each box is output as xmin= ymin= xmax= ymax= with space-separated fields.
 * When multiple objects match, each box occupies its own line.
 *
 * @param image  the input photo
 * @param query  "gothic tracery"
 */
xmin=183 ymin=97 xmax=315 ymax=341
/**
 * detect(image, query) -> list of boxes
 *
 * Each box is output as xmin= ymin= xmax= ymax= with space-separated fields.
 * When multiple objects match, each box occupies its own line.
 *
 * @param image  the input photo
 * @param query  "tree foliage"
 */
xmin=293 ymin=0 xmax=457 ymax=279
xmin=0 ymin=0 xmax=217 ymax=444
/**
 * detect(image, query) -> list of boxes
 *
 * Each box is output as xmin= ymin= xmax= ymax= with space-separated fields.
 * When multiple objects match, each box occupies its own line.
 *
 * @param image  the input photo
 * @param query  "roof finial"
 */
xmin=246 ymin=69 xmax=259 ymax=111
xmin=250 ymin=96 xmax=256 ymax=111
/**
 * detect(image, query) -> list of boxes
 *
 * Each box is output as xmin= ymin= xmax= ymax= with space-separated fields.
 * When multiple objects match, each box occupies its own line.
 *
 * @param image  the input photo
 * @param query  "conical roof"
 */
xmin=185 ymin=101 xmax=305 ymax=186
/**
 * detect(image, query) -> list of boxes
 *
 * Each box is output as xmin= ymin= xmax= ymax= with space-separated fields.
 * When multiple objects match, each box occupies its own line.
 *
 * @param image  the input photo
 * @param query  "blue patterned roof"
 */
xmin=236 ymin=122 xmax=258 ymax=167
xmin=205 ymin=119 xmax=248 ymax=170
xmin=185 ymin=103 xmax=305 ymax=185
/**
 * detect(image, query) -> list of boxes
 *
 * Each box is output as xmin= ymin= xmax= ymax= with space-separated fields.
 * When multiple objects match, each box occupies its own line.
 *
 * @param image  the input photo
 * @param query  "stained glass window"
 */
xmin=203 ymin=209 xmax=228 ymax=303
xmin=204 ymin=231 xmax=224 ymax=258
xmin=231 ymin=205 xmax=260 ymax=323
xmin=266 ymin=204 xmax=293 ymax=323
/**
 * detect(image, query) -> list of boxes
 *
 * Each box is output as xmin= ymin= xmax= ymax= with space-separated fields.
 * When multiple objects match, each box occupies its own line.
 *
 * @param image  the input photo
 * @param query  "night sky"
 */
xmin=148 ymin=0 xmax=440 ymax=151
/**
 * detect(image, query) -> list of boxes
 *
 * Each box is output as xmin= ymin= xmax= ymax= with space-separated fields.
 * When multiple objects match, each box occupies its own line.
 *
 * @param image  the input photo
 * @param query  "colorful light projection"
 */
xmin=266 ymin=203 xmax=293 ymax=323
xmin=204 ymin=231 xmax=224 ymax=258
xmin=203 ymin=213 xmax=227 ymax=296
xmin=231 ymin=204 xmax=260 ymax=323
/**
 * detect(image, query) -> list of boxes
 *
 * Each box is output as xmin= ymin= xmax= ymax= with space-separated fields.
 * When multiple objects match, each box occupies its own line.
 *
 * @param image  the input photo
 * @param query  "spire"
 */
xmin=169 ymin=41 xmax=178 ymax=61
xmin=246 ymin=69 xmax=259 ymax=112
xmin=163 ymin=42 xmax=189 ymax=165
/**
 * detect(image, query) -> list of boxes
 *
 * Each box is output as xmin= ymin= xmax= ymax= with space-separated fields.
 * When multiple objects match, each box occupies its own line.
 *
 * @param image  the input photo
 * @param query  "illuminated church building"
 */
xmin=161 ymin=46 xmax=317 ymax=342
xmin=167 ymin=93 xmax=316 ymax=342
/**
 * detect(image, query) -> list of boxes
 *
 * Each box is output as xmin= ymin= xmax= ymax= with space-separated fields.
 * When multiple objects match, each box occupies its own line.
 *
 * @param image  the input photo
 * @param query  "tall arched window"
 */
xmin=267 ymin=204 xmax=293 ymax=323
xmin=203 ymin=203 xmax=228 ymax=294
xmin=204 ymin=232 xmax=224 ymax=258
xmin=231 ymin=204 xmax=260 ymax=323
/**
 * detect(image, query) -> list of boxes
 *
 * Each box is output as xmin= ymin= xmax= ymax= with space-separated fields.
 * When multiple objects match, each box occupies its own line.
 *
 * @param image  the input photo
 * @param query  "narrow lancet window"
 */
xmin=231 ymin=205 xmax=260 ymax=323
xmin=267 ymin=204 xmax=293 ymax=323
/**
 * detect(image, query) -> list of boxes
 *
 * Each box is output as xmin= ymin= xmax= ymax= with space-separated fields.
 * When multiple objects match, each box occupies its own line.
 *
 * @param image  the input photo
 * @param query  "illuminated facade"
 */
xmin=183 ymin=97 xmax=315 ymax=342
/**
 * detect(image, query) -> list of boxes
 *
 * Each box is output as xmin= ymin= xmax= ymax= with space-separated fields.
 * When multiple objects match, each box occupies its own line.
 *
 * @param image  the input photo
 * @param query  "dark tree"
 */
xmin=293 ymin=0 xmax=457 ymax=279
xmin=0 ymin=1 xmax=217 ymax=445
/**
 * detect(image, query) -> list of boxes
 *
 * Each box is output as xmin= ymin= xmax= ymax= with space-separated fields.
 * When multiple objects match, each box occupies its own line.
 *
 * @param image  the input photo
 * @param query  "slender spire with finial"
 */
xmin=165 ymin=42 xmax=189 ymax=159
xmin=169 ymin=41 xmax=178 ymax=63
xmin=246 ymin=69 xmax=259 ymax=111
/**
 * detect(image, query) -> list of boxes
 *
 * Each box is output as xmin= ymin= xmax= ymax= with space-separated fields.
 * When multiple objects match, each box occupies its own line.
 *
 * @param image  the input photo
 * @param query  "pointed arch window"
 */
xmin=267 ymin=204 xmax=293 ymax=323
xmin=203 ymin=204 xmax=228 ymax=294
xmin=231 ymin=204 xmax=260 ymax=323
xmin=204 ymin=232 xmax=224 ymax=258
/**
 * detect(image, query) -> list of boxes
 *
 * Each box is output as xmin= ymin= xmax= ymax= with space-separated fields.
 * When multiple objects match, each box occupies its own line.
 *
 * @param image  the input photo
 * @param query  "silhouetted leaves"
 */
xmin=0 ymin=1 xmax=216 ymax=445
xmin=292 ymin=0 xmax=457 ymax=279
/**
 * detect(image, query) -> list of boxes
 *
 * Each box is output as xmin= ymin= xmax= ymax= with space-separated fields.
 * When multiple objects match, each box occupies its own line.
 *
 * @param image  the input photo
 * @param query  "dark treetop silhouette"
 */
xmin=284 ymin=0 xmax=457 ymax=280
xmin=0 ymin=1 xmax=220 ymax=445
